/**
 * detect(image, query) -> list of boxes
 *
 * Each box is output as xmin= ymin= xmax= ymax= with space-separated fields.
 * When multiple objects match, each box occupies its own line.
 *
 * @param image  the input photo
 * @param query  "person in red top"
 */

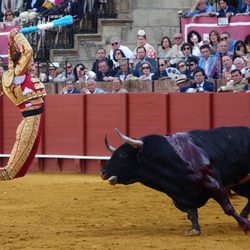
xmin=0 ymin=28 xmax=46 ymax=180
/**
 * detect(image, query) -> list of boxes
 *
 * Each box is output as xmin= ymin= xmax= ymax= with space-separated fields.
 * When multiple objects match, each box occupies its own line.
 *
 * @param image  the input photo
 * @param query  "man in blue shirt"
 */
xmin=186 ymin=0 xmax=215 ymax=18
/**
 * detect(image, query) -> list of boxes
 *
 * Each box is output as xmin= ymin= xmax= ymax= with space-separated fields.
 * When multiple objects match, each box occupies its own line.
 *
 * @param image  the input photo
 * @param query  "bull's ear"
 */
xmin=115 ymin=128 xmax=143 ymax=148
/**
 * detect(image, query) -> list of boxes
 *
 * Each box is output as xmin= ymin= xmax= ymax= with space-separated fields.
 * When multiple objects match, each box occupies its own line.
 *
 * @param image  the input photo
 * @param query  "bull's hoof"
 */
xmin=185 ymin=228 xmax=201 ymax=236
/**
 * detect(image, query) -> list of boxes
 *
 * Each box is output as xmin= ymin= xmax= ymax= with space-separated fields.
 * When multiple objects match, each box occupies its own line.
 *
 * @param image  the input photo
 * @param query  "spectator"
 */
xmin=176 ymin=60 xmax=190 ymax=77
xmin=209 ymin=30 xmax=221 ymax=55
xmin=134 ymin=46 xmax=157 ymax=77
xmin=233 ymin=40 xmax=250 ymax=62
xmin=215 ymin=0 xmax=236 ymax=17
xmin=186 ymin=0 xmax=215 ymax=20
xmin=48 ymin=62 xmax=60 ymax=82
xmin=55 ymin=62 xmax=75 ymax=83
xmin=115 ymin=58 xmax=136 ymax=82
xmin=216 ymin=40 xmax=233 ymax=57
xmin=243 ymin=76 xmax=250 ymax=91
xmin=96 ymin=59 xmax=115 ymax=81
xmin=187 ymin=30 xmax=202 ymax=57
xmin=91 ymin=48 xmax=113 ymax=73
xmin=233 ymin=57 xmax=246 ymax=75
xmin=73 ymin=63 xmax=96 ymax=85
xmin=218 ymin=69 xmax=247 ymax=91
xmin=171 ymin=33 xmax=184 ymax=61
xmin=236 ymin=0 xmax=250 ymax=15
xmin=134 ymin=29 xmax=156 ymax=59
xmin=112 ymin=49 xmax=126 ymax=73
xmin=1 ymin=9 xmax=19 ymax=26
xmin=1 ymin=0 xmax=23 ymax=16
xmin=222 ymin=55 xmax=235 ymax=80
xmin=157 ymin=58 xmax=170 ymax=79
xmin=111 ymin=78 xmax=128 ymax=93
xmin=199 ymin=44 xmax=217 ymax=79
xmin=81 ymin=78 xmax=105 ymax=94
xmin=186 ymin=69 xmax=214 ymax=92
xmin=30 ymin=62 xmax=47 ymax=82
xmin=138 ymin=62 xmax=158 ymax=81
xmin=220 ymin=31 xmax=237 ymax=53
xmin=180 ymin=42 xmax=199 ymax=63
xmin=109 ymin=36 xmax=133 ymax=63
xmin=174 ymin=74 xmax=191 ymax=93
xmin=61 ymin=80 xmax=80 ymax=94
xmin=244 ymin=34 xmax=250 ymax=53
xmin=158 ymin=36 xmax=173 ymax=59
xmin=187 ymin=57 xmax=206 ymax=81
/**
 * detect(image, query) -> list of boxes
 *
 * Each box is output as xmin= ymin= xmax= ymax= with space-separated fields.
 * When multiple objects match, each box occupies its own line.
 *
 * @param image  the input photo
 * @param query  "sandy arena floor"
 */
xmin=0 ymin=174 xmax=249 ymax=249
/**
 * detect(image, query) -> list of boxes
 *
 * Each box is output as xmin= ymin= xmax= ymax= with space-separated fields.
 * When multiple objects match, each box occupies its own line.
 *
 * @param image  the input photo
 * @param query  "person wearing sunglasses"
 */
xmin=187 ymin=57 xmax=207 ymax=82
xmin=112 ymin=49 xmax=126 ymax=73
xmin=134 ymin=46 xmax=157 ymax=77
xmin=139 ymin=62 xmax=158 ymax=81
xmin=156 ymin=58 xmax=170 ymax=80
xmin=109 ymin=36 xmax=133 ymax=64
xmin=176 ymin=61 xmax=190 ymax=78
xmin=220 ymin=31 xmax=237 ymax=54
xmin=54 ymin=62 xmax=75 ymax=83
xmin=73 ymin=63 xmax=96 ymax=85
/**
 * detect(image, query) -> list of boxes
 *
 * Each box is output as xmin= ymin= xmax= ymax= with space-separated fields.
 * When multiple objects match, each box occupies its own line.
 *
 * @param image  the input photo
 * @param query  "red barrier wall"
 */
xmin=1 ymin=93 xmax=250 ymax=174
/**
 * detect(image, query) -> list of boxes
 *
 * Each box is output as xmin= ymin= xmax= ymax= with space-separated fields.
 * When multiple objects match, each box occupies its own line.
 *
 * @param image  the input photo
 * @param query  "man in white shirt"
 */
xmin=109 ymin=36 xmax=134 ymax=62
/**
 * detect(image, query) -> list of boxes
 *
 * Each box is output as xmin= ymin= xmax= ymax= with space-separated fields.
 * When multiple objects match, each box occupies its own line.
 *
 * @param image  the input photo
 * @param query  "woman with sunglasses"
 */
xmin=112 ymin=49 xmax=126 ymax=74
xmin=73 ymin=63 xmax=96 ymax=85
xmin=233 ymin=41 xmax=250 ymax=62
xmin=139 ymin=62 xmax=158 ymax=81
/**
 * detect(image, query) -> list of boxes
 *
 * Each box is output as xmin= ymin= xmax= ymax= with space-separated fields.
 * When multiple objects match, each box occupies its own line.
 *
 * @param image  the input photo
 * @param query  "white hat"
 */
xmin=138 ymin=29 xmax=146 ymax=36
xmin=175 ymin=74 xmax=188 ymax=85
xmin=49 ymin=62 xmax=59 ymax=68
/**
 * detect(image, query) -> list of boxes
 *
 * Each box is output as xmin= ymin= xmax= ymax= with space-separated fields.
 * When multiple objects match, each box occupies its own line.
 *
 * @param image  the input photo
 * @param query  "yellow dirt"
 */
xmin=0 ymin=174 xmax=249 ymax=249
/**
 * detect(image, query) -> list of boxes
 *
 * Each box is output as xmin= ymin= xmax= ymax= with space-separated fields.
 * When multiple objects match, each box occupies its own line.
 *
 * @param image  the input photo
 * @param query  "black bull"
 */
xmin=101 ymin=126 xmax=250 ymax=235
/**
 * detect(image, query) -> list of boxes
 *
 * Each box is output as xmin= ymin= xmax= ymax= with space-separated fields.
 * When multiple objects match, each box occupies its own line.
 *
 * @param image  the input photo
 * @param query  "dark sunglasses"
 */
xmin=189 ymin=63 xmax=195 ymax=66
xmin=221 ymin=37 xmax=228 ymax=41
xmin=79 ymin=67 xmax=84 ymax=71
xmin=64 ymin=65 xmax=72 ymax=69
xmin=142 ymin=66 xmax=150 ymax=69
xmin=159 ymin=64 xmax=165 ymax=67
xmin=111 ymin=42 xmax=119 ymax=46
xmin=178 ymin=64 xmax=186 ymax=68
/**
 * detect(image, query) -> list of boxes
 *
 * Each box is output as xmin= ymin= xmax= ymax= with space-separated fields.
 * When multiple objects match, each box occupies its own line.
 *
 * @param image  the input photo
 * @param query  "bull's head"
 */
xmin=101 ymin=128 xmax=143 ymax=185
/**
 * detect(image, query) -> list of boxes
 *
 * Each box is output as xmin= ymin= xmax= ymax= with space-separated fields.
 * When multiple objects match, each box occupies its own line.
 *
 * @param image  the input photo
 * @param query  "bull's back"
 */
xmin=189 ymin=126 xmax=250 ymax=185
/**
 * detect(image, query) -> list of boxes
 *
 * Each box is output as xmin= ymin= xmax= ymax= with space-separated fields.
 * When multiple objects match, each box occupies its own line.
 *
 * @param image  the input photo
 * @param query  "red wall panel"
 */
xmin=169 ymin=93 xmax=212 ymax=133
xmin=213 ymin=93 xmax=250 ymax=127
xmin=44 ymin=95 xmax=85 ymax=155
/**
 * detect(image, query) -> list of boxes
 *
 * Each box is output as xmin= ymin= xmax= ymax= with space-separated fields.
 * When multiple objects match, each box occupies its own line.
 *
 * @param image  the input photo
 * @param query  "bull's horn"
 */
xmin=115 ymin=128 xmax=143 ymax=148
xmin=104 ymin=134 xmax=116 ymax=152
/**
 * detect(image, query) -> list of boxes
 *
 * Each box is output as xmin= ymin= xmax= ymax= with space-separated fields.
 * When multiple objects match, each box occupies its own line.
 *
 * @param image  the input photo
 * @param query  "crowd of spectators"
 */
xmin=0 ymin=0 xmax=250 ymax=95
